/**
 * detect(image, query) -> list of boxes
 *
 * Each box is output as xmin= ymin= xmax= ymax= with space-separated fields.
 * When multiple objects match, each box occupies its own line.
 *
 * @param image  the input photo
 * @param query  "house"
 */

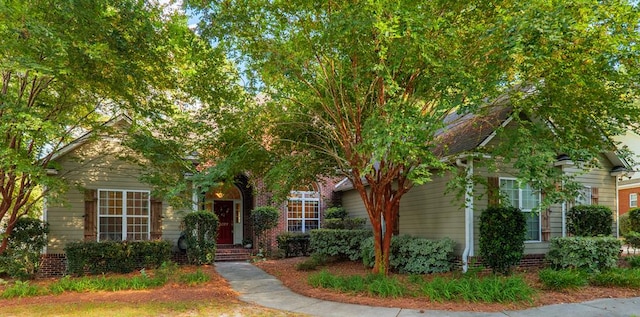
xmin=40 ymin=115 xmax=336 ymax=276
xmin=613 ymin=131 xmax=640 ymax=216
xmin=335 ymin=107 xmax=632 ymax=271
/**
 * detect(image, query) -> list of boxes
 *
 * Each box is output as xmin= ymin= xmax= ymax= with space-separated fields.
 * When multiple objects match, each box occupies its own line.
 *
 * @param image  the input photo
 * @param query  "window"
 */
xmin=499 ymin=178 xmax=541 ymax=242
xmin=98 ymin=190 xmax=150 ymax=241
xmin=631 ymin=193 xmax=638 ymax=208
xmin=576 ymin=186 xmax=592 ymax=206
xmin=287 ymin=190 xmax=320 ymax=232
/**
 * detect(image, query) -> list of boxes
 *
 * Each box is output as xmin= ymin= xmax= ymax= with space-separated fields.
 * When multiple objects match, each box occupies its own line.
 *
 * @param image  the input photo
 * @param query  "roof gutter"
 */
xmin=456 ymin=157 xmax=474 ymax=273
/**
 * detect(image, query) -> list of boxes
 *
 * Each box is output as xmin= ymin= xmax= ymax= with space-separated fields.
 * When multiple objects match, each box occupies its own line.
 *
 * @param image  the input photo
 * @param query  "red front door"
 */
xmin=214 ymin=201 xmax=234 ymax=244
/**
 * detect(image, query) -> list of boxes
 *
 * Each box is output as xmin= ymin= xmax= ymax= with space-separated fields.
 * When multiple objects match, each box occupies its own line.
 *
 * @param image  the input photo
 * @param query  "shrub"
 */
xmin=546 ymin=236 xmax=621 ymax=272
xmin=626 ymin=255 xmax=640 ymax=268
xmin=310 ymin=229 xmax=373 ymax=261
xmin=250 ymin=206 xmax=280 ymax=250
xmin=361 ymin=235 xmax=455 ymax=274
xmin=629 ymin=208 xmax=640 ymax=233
xmin=538 ymin=269 xmax=589 ymax=290
xmin=619 ymin=213 xmax=632 ymax=237
xmin=322 ymin=218 xmax=366 ymax=230
xmin=276 ymin=232 xmax=311 ymax=258
xmin=0 ymin=218 xmax=49 ymax=280
xmin=65 ymin=240 xmax=172 ymax=276
xmin=566 ymin=205 xmax=613 ymax=237
xmin=417 ymin=275 xmax=535 ymax=303
xmin=590 ymin=268 xmax=640 ymax=288
xmin=624 ymin=231 xmax=640 ymax=252
xmin=479 ymin=206 xmax=526 ymax=275
xmin=324 ymin=206 xmax=347 ymax=220
xmin=181 ymin=211 xmax=219 ymax=265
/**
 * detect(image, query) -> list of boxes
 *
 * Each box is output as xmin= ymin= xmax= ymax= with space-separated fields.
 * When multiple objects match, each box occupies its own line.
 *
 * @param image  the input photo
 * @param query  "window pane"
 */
xmin=287 ymin=201 xmax=303 ymax=219
xmin=631 ymin=194 xmax=637 ymax=207
xmin=305 ymin=201 xmax=319 ymax=218
xmin=521 ymin=184 xmax=539 ymax=211
xmin=127 ymin=217 xmax=149 ymax=241
xmin=523 ymin=211 xmax=540 ymax=241
xmin=499 ymin=179 xmax=519 ymax=207
xmin=304 ymin=220 xmax=319 ymax=231
xmin=288 ymin=220 xmax=302 ymax=232
xmin=99 ymin=217 xmax=122 ymax=241
xmin=127 ymin=192 xmax=149 ymax=216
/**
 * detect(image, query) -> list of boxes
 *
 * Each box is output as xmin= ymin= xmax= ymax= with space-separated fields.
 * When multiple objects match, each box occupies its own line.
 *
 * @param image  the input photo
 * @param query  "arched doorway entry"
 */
xmin=202 ymin=184 xmax=243 ymax=245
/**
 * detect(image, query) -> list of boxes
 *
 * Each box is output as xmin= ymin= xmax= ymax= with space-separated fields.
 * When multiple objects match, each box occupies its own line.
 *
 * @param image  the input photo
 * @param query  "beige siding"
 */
xmin=399 ymin=172 xmax=465 ymax=254
xmin=340 ymin=171 xmax=465 ymax=255
xmin=46 ymin=139 xmax=184 ymax=253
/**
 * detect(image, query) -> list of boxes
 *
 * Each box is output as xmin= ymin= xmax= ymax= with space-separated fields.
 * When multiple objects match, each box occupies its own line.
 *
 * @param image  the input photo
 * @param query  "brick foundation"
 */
xmin=453 ymin=254 xmax=547 ymax=271
xmin=37 ymin=254 xmax=67 ymax=278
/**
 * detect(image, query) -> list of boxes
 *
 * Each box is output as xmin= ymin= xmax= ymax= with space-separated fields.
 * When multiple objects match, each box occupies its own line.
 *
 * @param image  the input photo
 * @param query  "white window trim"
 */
xmin=97 ymin=189 xmax=151 ymax=241
xmin=631 ymin=193 xmax=638 ymax=208
xmin=287 ymin=190 xmax=320 ymax=233
xmin=499 ymin=177 xmax=542 ymax=243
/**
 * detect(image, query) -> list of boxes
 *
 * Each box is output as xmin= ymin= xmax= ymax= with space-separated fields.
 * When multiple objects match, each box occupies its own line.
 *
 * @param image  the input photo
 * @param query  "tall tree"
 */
xmin=0 ymin=0 xmax=240 ymax=253
xmin=188 ymin=0 xmax=640 ymax=274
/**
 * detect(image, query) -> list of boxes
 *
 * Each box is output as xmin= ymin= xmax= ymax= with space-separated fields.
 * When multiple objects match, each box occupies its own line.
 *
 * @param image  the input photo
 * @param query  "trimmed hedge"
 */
xmin=322 ymin=218 xmax=366 ymax=230
xmin=309 ymin=229 xmax=373 ymax=261
xmin=546 ymin=236 xmax=621 ymax=272
xmin=479 ymin=206 xmax=526 ymax=275
xmin=629 ymin=208 xmax=640 ymax=233
xmin=65 ymin=240 xmax=172 ymax=276
xmin=566 ymin=205 xmax=613 ymax=237
xmin=361 ymin=235 xmax=455 ymax=274
xmin=276 ymin=232 xmax=311 ymax=257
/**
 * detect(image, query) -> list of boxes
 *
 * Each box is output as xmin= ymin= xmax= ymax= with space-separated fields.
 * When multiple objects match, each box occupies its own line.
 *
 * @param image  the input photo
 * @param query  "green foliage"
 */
xmin=589 ymin=268 xmax=640 ymax=288
xmin=0 ymin=0 xmax=241 ymax=252
xmin=64 ymin=240 xmax=172 ymax=276
xmin=250 ymin=206 xmax=280 ymax=250
xmin=538 ymin=269 xmax=589 ymax=290
xmin=2 ymin=263 xmax=206 ymax=299
xmin=189 ymin=0 xmax=640 ymax=276
xmin=625 ymin=256 xmax=640 ymax=269
xmin=322 ymin=218 xmax=367 ymax=230
xmin=308 ymin=271 xmax=406 ymax=298
xmin=181 ymin=211 xmax=219 ymax=265
xmin=0 ymin=217 xmax=49 ymax=280
xmin=310 ymin=229 xmax=373 ymax=261
xmin=276 ymin=232 xmax=311 ymax=258
xmin=417 ymin=275 xmax=535 ymax=303
xmin=546 ymin=237 xmax=622 ymax=272
xmin=324 ymin=207 xmax=347 ymax=220
xmin=178 ymin=269 xmax=210 ymax=286
xmin=624 ymin=232 xmax=640 ymax=252
xmin=628 ymin=208 xmax=640 ymax=233
xmin=1 ymin=280 xmax=45 ymax=298
xmin=479 ymin=206 xmax=527 ymax=275
xmin=619 ymin=213 xmax=632 ymax=237
xmin=566 ymin=205 xmax=613 ymax=237
xmin=361 ymin=235 xmax=455 ymax=274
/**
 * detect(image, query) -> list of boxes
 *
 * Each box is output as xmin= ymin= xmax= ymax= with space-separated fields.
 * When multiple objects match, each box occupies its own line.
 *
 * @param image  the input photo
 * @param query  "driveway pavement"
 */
xmin=215 ymin=262 xmax=640 ymax=317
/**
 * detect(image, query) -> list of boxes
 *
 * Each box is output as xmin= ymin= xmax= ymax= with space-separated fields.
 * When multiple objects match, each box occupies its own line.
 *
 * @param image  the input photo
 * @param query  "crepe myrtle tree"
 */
xmin=0 ymin=0 xmax=242 ymax=253
xmin=188 ymin=0 xmax=640 ymax=275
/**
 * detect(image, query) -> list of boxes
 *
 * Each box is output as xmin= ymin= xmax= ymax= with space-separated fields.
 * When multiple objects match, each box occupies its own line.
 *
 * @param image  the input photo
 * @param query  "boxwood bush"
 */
xmin=629 ymin=208 xmax=640 ymax=233
xmin=181 ymin=211 xmax=219 ymax=265
xmin=566 ymin=205 xmax=613 ymax=237
xmin=310 ymin=229 xmax=372 ymax=261
xmin=479 ymin=206 xmax=526 ymax=275
xmin=546 ymin=236 xmax=621 ymax=272
xmin=361 ymin=235 xmax=455 ymax=274
xmin=65 ymin=240 xmax=172 ymax=276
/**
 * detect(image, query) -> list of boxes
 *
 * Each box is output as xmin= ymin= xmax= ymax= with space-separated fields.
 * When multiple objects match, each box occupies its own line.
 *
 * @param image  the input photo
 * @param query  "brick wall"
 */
xmin=619 ymin=187 xmax=640 ymax=215
xmin=453 ymin=254 xmax=547 ymax=271
xmin=37 ymin=254 xmax=67 ymax=278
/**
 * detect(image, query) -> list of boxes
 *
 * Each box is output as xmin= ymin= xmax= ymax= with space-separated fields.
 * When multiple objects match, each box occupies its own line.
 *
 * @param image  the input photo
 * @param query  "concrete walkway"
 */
xmin=215 ymin=262 xmax=640 ymax=317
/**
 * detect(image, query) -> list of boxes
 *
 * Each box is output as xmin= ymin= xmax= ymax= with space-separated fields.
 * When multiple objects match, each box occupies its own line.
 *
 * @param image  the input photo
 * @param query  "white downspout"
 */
xmin=457 ymin=158 xmax=474 ymax=273
xmin=616 ymin=176 xmax=620 ymax=238
xmin=561 ymin=201 xmax=566 ymax=237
